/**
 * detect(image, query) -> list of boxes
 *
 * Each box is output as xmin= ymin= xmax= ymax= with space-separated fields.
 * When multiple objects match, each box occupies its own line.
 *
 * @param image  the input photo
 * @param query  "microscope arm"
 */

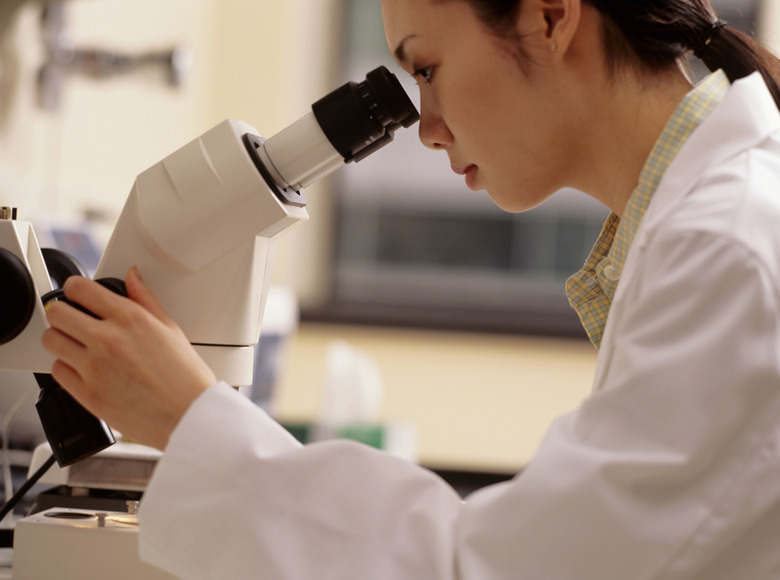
xmin=93 ymin=119 xmax=308 ymax=386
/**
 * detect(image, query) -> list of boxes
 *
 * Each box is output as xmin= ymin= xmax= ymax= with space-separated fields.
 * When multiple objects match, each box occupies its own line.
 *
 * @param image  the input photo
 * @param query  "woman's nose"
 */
xmin=418 ymin=96 xmax=454 ymax=150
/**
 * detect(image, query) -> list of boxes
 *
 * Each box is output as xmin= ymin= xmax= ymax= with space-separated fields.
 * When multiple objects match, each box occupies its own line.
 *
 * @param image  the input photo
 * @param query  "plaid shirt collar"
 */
xmin=565 ymin=71 xmax=730 ymax=348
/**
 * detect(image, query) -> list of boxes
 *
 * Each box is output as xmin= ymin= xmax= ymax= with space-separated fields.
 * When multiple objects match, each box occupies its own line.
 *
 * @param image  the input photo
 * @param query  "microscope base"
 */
xmin=13 ymin=507 xmax=175 ymax=580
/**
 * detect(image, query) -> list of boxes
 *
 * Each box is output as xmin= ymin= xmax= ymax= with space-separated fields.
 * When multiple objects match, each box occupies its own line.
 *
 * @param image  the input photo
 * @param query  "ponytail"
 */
xmin=691 ymin=22 xmax=780 ymax=108
xmin=582 ymin=0 xmax=780 ymax=109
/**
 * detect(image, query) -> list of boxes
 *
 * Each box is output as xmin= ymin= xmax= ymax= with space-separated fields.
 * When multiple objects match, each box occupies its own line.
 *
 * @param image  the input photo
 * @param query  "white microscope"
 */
xmin=0 ymin=66 xmax=418 ymax=578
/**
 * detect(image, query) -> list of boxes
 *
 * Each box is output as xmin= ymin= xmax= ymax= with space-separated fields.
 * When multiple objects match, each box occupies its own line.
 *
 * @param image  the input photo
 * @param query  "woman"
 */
xmin=42 ymin=0 xmax=780 ymax=578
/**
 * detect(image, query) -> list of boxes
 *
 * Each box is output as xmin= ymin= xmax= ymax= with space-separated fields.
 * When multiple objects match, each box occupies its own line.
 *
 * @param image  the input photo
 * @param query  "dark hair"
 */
xmin=462 ymin=0 xmax=780 ymax=108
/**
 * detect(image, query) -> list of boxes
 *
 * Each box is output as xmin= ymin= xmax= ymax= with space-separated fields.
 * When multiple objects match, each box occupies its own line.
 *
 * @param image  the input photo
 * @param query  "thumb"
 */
xmin=125 ymin=266 xmax=173 ymax=324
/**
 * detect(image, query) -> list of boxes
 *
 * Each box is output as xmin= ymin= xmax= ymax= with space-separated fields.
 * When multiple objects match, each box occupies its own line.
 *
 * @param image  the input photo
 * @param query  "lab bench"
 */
xmin=273 ymin=322 xmax=598 ymax=476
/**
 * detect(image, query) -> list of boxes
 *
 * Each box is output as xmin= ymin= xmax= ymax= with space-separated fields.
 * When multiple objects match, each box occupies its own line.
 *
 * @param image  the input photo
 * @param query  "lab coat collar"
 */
xmin=638 ymin=72 xmax=780 ymax=237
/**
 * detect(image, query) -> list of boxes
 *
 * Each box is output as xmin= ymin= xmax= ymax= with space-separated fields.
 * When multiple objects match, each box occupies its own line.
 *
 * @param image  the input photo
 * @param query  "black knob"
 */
xmin=0 ymin=248 xmax=36 ymax=345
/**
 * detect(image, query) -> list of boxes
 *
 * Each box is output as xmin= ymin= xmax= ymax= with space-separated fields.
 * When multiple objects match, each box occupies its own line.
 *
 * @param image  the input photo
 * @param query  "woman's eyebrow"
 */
xmin=394 ymin=34 xmax=418 ymax=63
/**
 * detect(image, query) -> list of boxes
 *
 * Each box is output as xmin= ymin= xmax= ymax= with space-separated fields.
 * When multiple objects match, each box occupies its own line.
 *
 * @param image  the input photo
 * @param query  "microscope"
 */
xmin=0 ymin=65 xmax=418 ymax=468
xmin=0 ymin=64 xmax=417 ymax=578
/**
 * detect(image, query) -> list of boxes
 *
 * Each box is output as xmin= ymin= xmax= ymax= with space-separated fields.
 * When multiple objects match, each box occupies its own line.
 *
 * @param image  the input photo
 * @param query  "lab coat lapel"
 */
xmin=592 ymin=72 xmax=780 ymax=388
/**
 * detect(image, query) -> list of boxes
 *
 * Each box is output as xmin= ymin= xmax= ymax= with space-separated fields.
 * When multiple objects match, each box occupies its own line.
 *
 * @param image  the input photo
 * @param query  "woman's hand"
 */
xmin=41 ymin=267 xmax=217 ymax=450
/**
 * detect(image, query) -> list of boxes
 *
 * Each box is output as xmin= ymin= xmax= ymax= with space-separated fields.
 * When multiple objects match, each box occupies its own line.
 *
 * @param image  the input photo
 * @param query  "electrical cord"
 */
xmin=0 ymin=453 xmax=55 ymax=525
xmin=0 ymin=452 xmax=55 ymax=548
xmin=1 ymin=387 xmax=36 ymax=527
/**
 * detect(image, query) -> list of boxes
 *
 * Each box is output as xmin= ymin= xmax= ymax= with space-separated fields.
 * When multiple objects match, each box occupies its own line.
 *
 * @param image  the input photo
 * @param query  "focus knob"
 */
xmin=0 ymin=248 xmax=35 ymax=345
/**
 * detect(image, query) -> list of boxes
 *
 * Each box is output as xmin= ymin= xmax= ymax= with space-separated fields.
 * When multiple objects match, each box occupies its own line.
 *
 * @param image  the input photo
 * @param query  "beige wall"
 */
xmin=0 ymin=1 xmax=338 ymax=302
xmin=760 ymin=0 xmax=780 ymax=53
xmin=1 ymin=1 xmax=212 ymax=217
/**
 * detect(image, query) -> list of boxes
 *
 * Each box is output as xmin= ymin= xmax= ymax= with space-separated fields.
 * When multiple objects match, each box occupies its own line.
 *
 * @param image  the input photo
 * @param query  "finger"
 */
xmin=50 ymin=359 xmax=86 ymax=396
xmin=62 ymin=276 xmax=126 ymax=321
xmin=45 ymin=301 xmax=103 ymax=348
xmin=125 ymin=266 xmax=174 ymax=325
xmin=41 ymin=326 xmax=89 ymax=370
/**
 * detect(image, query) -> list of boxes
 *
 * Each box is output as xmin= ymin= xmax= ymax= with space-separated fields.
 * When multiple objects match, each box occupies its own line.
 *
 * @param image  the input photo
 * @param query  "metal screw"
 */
xmin=0 ymin=207 xmax=17 ymax=220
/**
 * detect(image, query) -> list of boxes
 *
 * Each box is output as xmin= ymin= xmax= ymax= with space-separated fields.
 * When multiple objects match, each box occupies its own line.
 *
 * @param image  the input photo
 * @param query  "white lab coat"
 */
xmin=138 ymin=72 xmax=780 ymax=579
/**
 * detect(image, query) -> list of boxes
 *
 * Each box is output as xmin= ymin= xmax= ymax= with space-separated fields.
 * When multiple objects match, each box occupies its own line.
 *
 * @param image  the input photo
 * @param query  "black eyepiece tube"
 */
xmin=312 ymin=66 xmax=419 ymax=164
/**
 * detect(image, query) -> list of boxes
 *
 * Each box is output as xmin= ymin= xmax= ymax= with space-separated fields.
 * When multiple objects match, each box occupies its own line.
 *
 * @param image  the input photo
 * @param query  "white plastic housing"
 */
xmin=13 ymin=508 xmax=176 ymax=580
xmin=94 ymin=119 xmax=309 ymax=386
xmin=257 ymin=111 xmax=344 ymax=191
xmin=0 ymin=219 xmax=54 ymax=373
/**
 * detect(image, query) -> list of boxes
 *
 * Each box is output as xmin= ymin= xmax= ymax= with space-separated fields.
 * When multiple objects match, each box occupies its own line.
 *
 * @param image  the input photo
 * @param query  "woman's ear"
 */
xmin=539 ymin=0 xmax=581 ymax=54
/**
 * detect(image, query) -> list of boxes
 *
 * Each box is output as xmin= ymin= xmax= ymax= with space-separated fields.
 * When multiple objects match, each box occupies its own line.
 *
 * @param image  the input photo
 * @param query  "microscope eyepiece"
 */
xmin=312 ymin=66 xmax=419 ymax=163
xmin=363 ymin=66 xmax=421 ymax=130
xmin=245 ymin=66 xmax=419 ymax=197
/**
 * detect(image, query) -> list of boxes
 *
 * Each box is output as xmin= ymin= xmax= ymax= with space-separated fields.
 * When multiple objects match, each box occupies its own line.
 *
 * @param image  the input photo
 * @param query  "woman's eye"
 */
xmin=413 ymin=66 xmax=434 ymax=84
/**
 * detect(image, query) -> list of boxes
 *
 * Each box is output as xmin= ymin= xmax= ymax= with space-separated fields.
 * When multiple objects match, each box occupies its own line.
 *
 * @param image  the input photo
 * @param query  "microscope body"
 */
xmin=94 ymin=119 xmax=308 ymax=386
xmin=0 ymin=65 xmax=418 ymax=467
xmin=1 ymin=120 xmax=307 ymax=387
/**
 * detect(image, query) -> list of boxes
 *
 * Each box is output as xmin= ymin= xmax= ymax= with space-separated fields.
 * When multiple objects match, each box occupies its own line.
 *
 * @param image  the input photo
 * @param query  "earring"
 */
xmin=551 ymin=42 xmax=557 ymax=52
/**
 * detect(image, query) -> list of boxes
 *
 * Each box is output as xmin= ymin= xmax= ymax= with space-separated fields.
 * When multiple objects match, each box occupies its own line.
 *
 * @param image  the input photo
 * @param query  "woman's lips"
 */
xmin=452 ymin=163 xmax=479 ymax=191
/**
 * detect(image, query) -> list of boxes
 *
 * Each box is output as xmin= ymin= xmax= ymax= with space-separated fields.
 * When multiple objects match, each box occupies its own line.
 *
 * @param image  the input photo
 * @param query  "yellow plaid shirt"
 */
xmin=565 ymin=71 xmax=730 ymax=348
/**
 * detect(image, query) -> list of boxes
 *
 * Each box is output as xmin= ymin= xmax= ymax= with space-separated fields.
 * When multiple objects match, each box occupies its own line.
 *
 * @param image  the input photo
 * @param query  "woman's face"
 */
xmin=382 ymin=0 xmax=583 ymax=212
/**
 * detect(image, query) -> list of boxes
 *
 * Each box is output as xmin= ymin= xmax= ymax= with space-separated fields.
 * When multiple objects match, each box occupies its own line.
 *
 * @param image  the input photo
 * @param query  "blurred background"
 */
xmin=0 ymin=0 xmax=776 ymax=485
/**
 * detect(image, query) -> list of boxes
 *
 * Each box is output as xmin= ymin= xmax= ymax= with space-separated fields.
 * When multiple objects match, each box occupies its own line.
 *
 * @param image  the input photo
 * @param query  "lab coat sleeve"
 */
xmin=138 ymin=385 xmax=462 ymax=580
xmin=139 ymin=229 xmax=780 ymax=580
